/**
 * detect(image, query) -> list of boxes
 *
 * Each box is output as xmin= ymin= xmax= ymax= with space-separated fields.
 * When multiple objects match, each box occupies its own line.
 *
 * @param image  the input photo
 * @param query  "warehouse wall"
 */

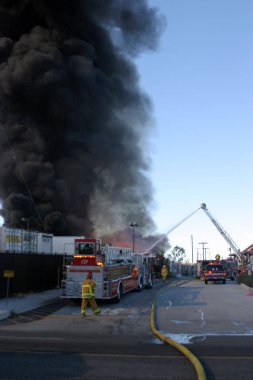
xmin=0 ymin=253 xmax=64 ymax=298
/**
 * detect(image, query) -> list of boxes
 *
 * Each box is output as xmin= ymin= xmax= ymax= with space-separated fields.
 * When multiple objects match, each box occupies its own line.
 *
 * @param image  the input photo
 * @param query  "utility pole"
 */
xmin=191 ymin=235 xmax=194 ymax=264
xmin=199 ymin=242 xmax=208 ymax=260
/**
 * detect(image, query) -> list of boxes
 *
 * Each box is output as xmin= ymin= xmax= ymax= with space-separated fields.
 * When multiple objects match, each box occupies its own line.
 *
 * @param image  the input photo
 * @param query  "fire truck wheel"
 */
xmin=137 ymin=278 xmax=143 ymax=292
xmin=114 ymin=283 xmax=123 ymax=303
xmin=147 ymin=278 xmax=153 ymax=289
xmin=71 ymin=298 xmax=81 ymax=304
xmin=205 ymin=280 xmax=208 ymax=284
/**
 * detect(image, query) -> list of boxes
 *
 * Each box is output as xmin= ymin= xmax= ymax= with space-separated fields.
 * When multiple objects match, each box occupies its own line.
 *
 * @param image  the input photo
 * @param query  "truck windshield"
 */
xmin=75 ymin=242 xmax=95 ymax=255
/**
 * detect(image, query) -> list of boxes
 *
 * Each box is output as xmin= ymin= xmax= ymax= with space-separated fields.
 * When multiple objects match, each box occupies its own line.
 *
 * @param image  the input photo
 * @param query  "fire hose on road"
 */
xmin=150 ymin=283 xmax=207 ymax=380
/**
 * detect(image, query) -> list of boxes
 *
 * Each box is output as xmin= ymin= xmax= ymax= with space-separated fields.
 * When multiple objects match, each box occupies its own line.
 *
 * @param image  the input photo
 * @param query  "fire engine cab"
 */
xmin=203 ymin=261 xmax=227 ymax=284
xmin=61 ymin=238 xmax=144 ymax=302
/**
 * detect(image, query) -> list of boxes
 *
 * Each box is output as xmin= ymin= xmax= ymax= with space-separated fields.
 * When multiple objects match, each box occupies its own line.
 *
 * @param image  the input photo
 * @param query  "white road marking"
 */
xmin=166 ymin=300 xmax=172 ymax=309
xmin=153 ymin=332 xmax=253 ymax=345
xmin=170 ymin=320 xmax=191 ymax=324
xmin=198 ymin=308 xmax=205 ymax=327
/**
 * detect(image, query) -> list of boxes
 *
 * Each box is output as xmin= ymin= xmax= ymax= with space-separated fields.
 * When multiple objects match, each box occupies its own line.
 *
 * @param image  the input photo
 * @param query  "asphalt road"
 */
xmin=155 ymin=279 xmax=253 ymax=379
xmin=0 ymin=278 xmax=252 ymax=380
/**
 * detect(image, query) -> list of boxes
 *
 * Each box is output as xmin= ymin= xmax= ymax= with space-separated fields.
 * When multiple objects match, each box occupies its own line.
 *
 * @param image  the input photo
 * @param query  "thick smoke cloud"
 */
xmin=0 ymin=0 xmax=167 ymax=247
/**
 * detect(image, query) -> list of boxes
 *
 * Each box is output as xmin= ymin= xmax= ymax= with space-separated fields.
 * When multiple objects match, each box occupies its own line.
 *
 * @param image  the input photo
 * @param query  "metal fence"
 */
xmin=0 ymin=252 xmax=64 ymax=298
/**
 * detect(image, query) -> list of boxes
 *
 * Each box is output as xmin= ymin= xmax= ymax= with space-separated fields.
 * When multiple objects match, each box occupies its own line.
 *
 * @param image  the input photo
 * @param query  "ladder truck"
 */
xmin=61 ymin=237 xmax=152 ymax=302
xmin=200 ymin=203 xmax=245 ymax=273
xmin=143 ymin=202 xmax=246 ymax=276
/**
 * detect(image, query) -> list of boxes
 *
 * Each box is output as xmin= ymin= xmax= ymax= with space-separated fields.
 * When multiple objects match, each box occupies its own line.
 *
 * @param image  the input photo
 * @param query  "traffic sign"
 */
xmin=3 ymin=270 xmax=15 ymax=278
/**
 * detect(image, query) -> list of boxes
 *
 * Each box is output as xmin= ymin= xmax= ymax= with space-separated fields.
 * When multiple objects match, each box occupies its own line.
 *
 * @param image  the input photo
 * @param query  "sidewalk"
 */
xmin=0 ymin=288 xmax=62 ymax=321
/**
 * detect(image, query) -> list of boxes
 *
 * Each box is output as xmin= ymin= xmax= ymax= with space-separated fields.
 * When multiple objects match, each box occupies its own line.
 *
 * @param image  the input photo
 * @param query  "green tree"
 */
xmin=167 ymin=246 xmax=186 ymax=263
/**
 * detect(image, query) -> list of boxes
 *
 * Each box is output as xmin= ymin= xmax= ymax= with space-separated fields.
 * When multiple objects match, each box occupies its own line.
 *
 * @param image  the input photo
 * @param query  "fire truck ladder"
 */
xmin=200 ymin=203 xmax=242 ymax=262
xmin=145 ymin=203 xmax=243 ymax=263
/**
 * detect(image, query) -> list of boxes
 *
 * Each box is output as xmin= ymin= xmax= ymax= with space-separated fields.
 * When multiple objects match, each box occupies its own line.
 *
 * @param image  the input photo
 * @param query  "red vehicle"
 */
xmin=204 ymin=261 xmax=227 ymax=284
xmin=221 ymin=259 xmax=237 ymax=280
xmin=61 ymin=238 xmax=141 ymax=302
xmin=196 ymin=260 xmax=210 ymax=279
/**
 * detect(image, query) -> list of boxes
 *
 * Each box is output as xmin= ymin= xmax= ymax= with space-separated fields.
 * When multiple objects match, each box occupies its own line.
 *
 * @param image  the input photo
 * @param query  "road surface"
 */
xmin=0 ymin=278 xmax=252 ymax=379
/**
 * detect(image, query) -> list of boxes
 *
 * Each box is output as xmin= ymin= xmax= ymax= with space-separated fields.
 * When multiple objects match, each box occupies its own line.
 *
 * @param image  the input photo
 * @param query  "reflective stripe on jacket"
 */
xmin=82 ymin=279 xmax=95 ymax=298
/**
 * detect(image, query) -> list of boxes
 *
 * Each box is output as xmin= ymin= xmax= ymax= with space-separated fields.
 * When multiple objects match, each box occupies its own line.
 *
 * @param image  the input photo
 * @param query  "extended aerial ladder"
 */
xmin=200 ymin=203 xmax=243 ymax=262
xmin=145 ymin=203 xmax=244 ymax=265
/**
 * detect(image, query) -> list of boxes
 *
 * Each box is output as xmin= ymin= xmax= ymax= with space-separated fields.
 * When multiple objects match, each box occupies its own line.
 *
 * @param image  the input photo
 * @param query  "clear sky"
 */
xmin=136 ymin=0 xmax=253 ymax=261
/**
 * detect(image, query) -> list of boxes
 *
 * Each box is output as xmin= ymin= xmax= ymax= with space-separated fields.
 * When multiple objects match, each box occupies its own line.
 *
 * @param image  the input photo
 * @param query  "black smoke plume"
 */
xmin=0 ymin=0 xmax=167 ymax=249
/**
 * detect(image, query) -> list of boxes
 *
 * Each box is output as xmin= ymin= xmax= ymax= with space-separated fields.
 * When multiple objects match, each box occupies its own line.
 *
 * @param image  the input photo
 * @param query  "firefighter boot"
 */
xmin=94 ymin=308 xmax=101 ymax=315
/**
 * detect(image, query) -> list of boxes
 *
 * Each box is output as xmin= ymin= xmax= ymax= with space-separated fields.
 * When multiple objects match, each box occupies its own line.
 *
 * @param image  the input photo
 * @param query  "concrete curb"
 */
xmin=240 ymin=283 xmax=253 ymax=292
xmin=0 ymin=288 xmax=62 ymax=320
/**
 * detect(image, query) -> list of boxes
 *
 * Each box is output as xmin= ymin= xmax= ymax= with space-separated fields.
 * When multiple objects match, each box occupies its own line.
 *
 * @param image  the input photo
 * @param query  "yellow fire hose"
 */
xmin=150 ymin=286 xmax=207 ymax=380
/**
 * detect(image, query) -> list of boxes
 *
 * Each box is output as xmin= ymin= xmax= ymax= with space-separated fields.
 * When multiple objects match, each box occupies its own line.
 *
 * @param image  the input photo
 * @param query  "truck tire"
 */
xmin=114 ymin=283 xmax=123 ymax=303
xmin=71 ymin=298 xmax=81 ymax=304
xmin=223 ymin=279 xmax=226 ymax=284
xmin=205 ymin=280 xmax=208 ymax=284
xmin=137 ymin=277 xmax=143 ymax=292
xmin=147 ymin=278 xmax=153 ymax=289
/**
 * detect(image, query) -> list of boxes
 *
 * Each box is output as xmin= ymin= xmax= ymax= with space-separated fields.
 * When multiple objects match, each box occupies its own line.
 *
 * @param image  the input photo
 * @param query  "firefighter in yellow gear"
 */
xmin=161 ymin=265 xmax=168 ymax=282
xmin=81 ymin=272 xmax=101 ymax=316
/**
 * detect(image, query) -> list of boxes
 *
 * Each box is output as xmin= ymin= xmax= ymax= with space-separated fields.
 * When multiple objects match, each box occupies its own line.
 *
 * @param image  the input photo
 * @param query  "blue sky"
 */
xmin=136 ymin=0 xmax=253 ymax=261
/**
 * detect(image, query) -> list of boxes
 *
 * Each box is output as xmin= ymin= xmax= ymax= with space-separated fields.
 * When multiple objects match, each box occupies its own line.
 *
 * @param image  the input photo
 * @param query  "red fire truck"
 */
xmin=196 ymin=260 xmax=210 ymax=279
xmin=61 ymin=238 xmax=142 ymax=302
xmin=203 ymin=261 xmax=227 ymax=284
xmin=133 ymin=252 xmax=154 ymax=289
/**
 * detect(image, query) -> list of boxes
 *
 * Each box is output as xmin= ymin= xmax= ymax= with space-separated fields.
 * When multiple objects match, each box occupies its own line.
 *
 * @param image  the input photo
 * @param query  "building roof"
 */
xmin=241 ymin=244 xmax=253 ymax=255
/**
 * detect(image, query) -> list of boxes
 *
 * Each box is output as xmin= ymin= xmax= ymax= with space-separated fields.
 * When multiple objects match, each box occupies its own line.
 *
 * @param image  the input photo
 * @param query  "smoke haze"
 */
xmin=0 ymin=0 xmax=167 ymax=245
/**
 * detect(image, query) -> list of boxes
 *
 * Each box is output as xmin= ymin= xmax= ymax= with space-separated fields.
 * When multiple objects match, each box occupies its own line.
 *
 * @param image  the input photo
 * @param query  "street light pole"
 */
xmin=129 ymin=222 xmax=138 ymax=253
